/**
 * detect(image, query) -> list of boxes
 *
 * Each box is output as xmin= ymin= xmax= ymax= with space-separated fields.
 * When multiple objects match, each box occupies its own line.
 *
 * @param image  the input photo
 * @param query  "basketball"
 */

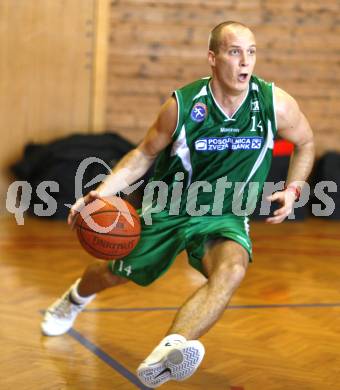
xmin=75 ymin=197 xmax=141 ymax=260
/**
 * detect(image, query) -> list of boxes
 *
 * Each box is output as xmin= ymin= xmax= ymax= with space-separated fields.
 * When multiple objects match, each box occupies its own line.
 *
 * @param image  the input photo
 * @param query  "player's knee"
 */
xmin=227 ymin=263 xmax=247 ymax=286
xmin=211 ymin=260 xmax=247 ymax=289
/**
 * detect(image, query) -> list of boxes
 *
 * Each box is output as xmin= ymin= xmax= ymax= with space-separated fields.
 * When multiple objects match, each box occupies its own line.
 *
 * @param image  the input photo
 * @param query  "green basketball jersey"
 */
xmin=149 ymin=75 xmax=277 ymax=216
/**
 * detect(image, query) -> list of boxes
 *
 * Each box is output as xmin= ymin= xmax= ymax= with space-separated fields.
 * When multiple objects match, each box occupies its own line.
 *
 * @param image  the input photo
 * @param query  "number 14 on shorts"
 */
xmin=118 ymin=261 xmax=132 ymax=276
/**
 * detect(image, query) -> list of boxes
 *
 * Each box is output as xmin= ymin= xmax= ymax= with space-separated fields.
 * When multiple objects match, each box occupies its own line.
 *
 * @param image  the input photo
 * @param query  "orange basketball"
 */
xmin=76 ymin=197 xmax=141 ymax=260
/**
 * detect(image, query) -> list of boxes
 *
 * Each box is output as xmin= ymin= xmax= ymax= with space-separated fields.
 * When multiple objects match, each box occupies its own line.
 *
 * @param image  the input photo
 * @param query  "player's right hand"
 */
xmin=67 ymin=190 xmax=102 ymax=228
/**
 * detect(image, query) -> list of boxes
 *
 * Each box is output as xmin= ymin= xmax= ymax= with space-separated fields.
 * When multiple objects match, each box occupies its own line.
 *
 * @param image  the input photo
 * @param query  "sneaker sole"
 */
xmin=41 ymin=321 xmax=72 ymax=337
xmin=137 ymin=340 xmax=205 ymax=387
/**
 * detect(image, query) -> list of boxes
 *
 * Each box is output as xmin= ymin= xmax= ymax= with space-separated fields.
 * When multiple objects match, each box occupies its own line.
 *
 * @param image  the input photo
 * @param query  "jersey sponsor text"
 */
xmin=195 ymin=137 xmax=263 ymax=152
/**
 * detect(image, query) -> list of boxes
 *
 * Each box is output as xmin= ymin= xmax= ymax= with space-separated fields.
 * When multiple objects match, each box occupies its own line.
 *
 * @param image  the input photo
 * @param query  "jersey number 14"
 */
xmin=250 ymin=115 xmax=263 ymax=132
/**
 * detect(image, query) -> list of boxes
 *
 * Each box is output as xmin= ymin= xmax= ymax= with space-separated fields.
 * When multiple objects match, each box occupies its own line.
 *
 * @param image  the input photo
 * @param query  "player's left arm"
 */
xmin=266 ymin=86 xmax=315 ymax=224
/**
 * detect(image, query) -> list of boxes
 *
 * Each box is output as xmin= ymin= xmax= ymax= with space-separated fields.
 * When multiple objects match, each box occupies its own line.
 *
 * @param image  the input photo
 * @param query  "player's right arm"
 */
xmin=67 ymin=97 xmax=178 ymax=225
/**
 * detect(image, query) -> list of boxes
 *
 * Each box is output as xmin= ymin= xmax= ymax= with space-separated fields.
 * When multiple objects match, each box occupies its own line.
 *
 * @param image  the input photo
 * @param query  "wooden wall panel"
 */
xmin=92 ymin=0 xmax=110 ymax=133
xmin=0 ymin=0 xmax=105 ymax=213
xmin=106 ymin=0 xmax=340 ymax=154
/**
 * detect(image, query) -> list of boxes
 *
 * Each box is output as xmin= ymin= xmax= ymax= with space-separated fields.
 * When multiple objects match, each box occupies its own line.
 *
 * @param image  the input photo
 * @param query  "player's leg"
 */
xmin=138 ymin=240 xmax=246 ymax=385
xmin=41 ymin=260 xmax=128 ymax=336
xmin=77 ymin=259 xmax=128 ymax=296
xmin=168 ymin=239 xmax=249 ymax=339
xmin=42 ymin=210 xmax=184 ymax=337
xmin=137 ymin=237 xmax=248 ymax=388
xmin=137 ymin=240 xmax=246 ymax=388
xmin=138 ymin=237 xmax=249 ymax=386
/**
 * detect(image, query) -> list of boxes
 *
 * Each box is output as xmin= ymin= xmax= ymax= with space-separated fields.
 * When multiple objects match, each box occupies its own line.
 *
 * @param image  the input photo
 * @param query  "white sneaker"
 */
xmin=41 ymin=279 xmax=95 ymax=336
xmin=137 ymin=335 xmax=205 ymax=388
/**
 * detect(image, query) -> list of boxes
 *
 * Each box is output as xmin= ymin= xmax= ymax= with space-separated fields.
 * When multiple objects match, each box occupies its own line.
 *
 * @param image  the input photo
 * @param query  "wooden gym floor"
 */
xmin=1 ymin=215 xmax=340 ymax=389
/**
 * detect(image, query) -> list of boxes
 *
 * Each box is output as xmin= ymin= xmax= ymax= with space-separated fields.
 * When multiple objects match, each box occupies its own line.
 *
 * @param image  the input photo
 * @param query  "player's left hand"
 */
xmin=265 ymin=189 xmax=296 ymax=224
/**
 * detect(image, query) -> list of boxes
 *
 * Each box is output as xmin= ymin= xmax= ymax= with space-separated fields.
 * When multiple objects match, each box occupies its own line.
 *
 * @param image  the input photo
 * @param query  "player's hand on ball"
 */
xmin=265 ymin=189 xmax=296 ymax=224
xmin=68 ymin=191 xmax=102 ymax=227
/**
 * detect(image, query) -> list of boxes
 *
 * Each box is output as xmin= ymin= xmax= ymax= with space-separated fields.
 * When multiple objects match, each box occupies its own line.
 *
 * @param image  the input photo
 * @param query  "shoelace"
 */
xmin=49 ymin=296 xmax=81 ymax=319
xmin=164 ymin=340 xmax=183 ymax=347
xmin=142 ymin=339 xmax=185 ymax=364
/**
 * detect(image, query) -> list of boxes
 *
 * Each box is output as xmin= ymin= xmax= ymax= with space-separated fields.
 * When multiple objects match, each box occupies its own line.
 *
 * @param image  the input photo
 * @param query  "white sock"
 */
xmin=69 ymin=279 xmax=95 ymax=305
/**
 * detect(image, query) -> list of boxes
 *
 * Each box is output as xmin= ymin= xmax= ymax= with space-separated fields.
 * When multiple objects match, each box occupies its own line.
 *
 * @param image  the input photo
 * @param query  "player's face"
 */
xmin=209 ymin=27 xmax=256 ymax=95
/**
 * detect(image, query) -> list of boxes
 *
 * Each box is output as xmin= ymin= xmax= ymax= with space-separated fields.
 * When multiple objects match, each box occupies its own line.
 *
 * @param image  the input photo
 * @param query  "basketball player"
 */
xmin=41 ymin=21 xmax=314 ymax=387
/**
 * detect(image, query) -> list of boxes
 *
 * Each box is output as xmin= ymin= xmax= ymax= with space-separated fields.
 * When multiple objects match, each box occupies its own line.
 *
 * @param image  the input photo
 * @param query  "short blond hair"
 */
xmin=208 ymin=21 xmax=250 ymax=53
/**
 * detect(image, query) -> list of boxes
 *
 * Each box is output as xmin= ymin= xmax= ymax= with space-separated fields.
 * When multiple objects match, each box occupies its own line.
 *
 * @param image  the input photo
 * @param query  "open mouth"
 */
xmin=238 ymin=73 xmax=248 ymax=82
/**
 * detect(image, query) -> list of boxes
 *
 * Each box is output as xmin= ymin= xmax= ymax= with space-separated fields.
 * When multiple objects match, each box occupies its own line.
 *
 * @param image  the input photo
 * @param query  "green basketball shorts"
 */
xmin=109 ymin=210 xmax=252 ymax=286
